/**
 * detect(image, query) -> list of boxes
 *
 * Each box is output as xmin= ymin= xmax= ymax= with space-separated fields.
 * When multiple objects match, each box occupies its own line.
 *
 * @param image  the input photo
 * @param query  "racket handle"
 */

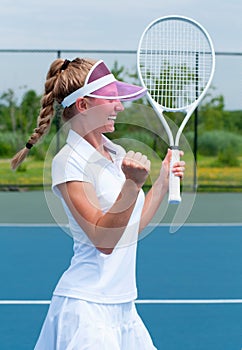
xmin=168 ymin=148 xmax=181 ymax=204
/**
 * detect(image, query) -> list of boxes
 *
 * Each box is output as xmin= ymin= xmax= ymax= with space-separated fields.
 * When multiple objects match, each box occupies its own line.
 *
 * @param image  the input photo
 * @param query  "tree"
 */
xmin=19 ymin=90 xmax=41 ymax=135
xmin=0 ymin=89 xmax=18 ymax=132
xmin=199 ymin=89 xmax=225 ymax=131
xmin=111 ymin=61 xmax=126 ymax=81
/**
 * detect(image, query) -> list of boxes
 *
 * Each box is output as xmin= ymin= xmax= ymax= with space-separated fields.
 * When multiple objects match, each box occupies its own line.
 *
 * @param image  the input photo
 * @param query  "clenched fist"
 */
xmin=121 ymin=151 xmax=151 ymax=189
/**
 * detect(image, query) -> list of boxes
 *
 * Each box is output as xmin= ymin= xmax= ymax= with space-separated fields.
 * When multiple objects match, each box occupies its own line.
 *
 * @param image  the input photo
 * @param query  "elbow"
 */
xmin=90 ymin=229 xmax=115 ymax=255
xmin=96 ymin=247 xmax=114 ymax=255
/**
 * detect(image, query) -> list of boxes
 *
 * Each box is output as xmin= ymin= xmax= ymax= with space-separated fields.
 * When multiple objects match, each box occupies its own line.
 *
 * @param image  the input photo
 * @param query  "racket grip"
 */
xmin=168 ymin=148 xmax=181 ymax=204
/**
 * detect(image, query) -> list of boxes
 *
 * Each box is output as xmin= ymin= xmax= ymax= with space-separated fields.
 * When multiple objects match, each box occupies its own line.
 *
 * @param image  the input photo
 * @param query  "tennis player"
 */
xmin=12 ymin=58 xmax=185 ymax=349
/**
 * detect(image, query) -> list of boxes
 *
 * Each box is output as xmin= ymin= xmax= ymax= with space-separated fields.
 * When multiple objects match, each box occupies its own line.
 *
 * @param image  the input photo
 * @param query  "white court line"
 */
xmin=1 ymin=299 xmax=242 ymax=305
xmin=0 ymin=300 xmax=51 ymax=305
xmin=0 ymin=223 xmax=68 ymax=227
xmin=136 ymin=299 xmax=242 ymax=304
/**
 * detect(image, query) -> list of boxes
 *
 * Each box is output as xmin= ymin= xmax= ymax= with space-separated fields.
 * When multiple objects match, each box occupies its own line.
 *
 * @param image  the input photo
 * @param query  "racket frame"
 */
xmin=137 ymin=15 xmax=216 ymax=203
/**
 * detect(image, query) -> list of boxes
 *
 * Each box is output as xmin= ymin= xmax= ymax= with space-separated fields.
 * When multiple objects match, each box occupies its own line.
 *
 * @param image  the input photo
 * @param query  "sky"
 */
xmin=0 ymin=0 xmax=241 ymax=109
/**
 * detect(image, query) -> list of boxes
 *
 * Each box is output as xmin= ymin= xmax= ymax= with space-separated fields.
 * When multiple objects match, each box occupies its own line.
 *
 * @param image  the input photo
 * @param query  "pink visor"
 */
xmin=61 ymin=60 xmax=147 ymax=107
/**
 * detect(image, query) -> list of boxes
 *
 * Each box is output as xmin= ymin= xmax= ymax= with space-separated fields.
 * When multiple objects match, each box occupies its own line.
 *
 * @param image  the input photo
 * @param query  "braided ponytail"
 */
xmin=11 ymin=57 xmax=97 ymax=170
xmin=11 ymin=59 xmax=62 ymax=170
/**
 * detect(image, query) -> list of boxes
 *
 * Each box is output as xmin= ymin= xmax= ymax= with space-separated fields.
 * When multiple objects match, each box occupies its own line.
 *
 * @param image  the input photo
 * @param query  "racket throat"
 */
xmin=170 ymin=146 xmax=179 ymax=150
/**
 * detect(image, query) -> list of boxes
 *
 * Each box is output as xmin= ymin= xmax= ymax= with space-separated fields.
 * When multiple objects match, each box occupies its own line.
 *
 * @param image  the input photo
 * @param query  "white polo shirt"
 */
xmin=51 ymin=129 xmax=145 ymax=303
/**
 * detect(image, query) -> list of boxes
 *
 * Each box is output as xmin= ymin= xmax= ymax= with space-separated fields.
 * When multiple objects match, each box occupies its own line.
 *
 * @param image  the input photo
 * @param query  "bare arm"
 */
xmin=139 ymin=149 xmax=185 ymax=232
xmin=58 ymin=151 xmax=150 ymax=254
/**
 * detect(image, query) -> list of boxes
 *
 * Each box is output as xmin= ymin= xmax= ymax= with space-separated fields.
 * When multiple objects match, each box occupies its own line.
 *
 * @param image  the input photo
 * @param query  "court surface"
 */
xmin=0 ymin=192 xmax=242 ymax=349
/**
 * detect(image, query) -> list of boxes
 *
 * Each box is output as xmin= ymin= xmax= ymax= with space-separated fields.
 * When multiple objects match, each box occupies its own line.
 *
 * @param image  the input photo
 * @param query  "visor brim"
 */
xmin=86 ymin=81 xmax=147 ymax=102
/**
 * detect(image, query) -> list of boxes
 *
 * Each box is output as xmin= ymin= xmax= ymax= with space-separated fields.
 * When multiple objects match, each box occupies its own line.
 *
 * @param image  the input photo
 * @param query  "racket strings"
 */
xmin=139 ymin=19 xmax=213 ymax=109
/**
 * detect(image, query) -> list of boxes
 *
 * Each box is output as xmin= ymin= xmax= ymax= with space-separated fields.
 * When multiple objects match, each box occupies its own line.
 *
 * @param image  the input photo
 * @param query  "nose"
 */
xmin=115 ymin=100 xmax=124 ymax=112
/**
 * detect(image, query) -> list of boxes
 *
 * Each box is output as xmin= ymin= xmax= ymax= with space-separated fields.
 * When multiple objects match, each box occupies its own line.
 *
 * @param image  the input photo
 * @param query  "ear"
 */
xmin=75 ymin=97 xmax=87 ymax=112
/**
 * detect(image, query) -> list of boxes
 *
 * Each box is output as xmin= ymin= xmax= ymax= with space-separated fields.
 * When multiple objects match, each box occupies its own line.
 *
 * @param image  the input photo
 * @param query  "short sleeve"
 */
xmin=52 ymin=146 xmax=91 ymax=198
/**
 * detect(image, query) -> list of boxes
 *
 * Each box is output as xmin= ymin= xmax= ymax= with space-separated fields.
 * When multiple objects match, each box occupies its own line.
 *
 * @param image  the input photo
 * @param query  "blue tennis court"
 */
xmin=0 ymin=223 xmax=242 ymax=349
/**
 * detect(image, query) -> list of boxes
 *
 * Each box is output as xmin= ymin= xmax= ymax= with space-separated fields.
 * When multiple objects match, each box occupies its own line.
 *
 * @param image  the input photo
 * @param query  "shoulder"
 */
xmin=51 ymin=144 xmax=91 ymax=197
xmin=52 ymin=143 xmax=87 ymax=170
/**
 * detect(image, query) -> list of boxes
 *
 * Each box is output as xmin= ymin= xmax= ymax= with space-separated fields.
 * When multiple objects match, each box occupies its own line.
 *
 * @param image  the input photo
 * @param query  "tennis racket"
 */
xmin=137 ymin=15 xmax=215 ymax=204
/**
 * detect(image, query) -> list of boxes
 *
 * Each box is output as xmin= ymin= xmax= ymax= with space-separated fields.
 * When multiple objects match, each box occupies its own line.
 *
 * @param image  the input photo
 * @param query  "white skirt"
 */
xmin=34 ymin=296 xmax=157 ymax=350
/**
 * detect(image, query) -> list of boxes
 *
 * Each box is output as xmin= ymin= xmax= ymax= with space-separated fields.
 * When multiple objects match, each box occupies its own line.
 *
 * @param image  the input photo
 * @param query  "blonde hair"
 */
xmin=11 ymin=57 xmax=97 ymax=170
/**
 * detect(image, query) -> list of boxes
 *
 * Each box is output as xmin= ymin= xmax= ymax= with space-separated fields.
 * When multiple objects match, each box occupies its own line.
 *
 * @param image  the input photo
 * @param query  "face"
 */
xmin=83 ymin=96 xmax=124 ymax=134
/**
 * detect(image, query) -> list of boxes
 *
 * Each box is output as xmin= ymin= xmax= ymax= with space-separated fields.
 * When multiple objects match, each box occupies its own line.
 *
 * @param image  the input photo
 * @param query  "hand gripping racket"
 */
xmin=137 ymin=15 xmax=215 ymax=204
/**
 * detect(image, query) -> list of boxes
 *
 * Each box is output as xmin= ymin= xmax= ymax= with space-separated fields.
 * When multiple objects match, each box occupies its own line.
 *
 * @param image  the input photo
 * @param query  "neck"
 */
xmin=72 ymin=128 xmax=112 ymax=161
xmin=84 ymin=131 xmax=103 ymax=149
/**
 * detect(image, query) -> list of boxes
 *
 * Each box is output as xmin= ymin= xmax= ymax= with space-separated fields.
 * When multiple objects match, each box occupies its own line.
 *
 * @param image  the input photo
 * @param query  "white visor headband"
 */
xmin=61 ymin=60 xmax=147 ymax=107
xmin=62 ymin=73 xmax=116 ymax=108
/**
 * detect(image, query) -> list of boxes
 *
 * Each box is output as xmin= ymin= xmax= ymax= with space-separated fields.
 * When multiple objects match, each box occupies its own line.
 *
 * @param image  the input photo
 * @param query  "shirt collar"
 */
xmin=66 ymin=129 xmax=124 ymax=163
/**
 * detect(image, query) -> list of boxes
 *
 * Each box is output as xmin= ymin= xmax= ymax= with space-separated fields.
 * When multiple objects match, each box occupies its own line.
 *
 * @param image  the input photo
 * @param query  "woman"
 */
xmin=12 ymin=58 xmax=185 ymax=349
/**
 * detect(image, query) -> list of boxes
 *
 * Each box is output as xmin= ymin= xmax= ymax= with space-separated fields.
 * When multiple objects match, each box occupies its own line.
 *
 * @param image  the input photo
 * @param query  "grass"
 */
xmin=0 ymin=155 xmax=241 ymax=192
xmin=196 ymin=155 xmax=242 ymax=191
xmin=0 ymin=157 xmax=51 ymax=190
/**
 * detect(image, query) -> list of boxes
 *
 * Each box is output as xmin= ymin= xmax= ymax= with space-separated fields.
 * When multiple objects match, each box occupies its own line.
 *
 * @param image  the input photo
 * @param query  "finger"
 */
xmin=162 ymin=148 xmax=172 ymax=164
xmin=123 ymin=151 xmax=135 ymax=167
xmin=173 ymin=160 xmax=186 ymax=168
xmin=172 ymin=165 xmax=185 ymax=177
xmin=127 ymin=152 xmax=149 ymax=166
xmin=173 ymin=171 xmax=184 ymax=179
xmin=139 ymin=154 xmax=148 ymax=164
xmin=133 ymin=152 xmax=143 ymax=161
xmin=134 ymin=154 xmax=150 ymax=171
xmin=126 ymin=150 xmax=135 ymax=159
xmin=173 ymin=167 xmax=185 ymax=173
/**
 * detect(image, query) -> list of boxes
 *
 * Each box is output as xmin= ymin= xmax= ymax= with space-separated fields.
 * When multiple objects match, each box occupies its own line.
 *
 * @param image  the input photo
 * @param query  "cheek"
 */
xmin=101 ymin=104 xmax=114 ymax=116
xmin=87 ymin=100 xmax=115 ymax=121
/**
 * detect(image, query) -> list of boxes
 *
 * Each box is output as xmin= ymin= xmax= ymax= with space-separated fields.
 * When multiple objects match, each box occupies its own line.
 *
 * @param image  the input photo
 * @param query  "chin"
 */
xmin=105 ymin=126 xmax=115 ymax=133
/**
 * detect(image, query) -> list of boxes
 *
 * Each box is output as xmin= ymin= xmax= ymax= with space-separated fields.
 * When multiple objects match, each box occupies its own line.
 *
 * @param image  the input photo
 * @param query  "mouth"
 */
xmin=108 ymin=116 xmax=117 ymax=121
